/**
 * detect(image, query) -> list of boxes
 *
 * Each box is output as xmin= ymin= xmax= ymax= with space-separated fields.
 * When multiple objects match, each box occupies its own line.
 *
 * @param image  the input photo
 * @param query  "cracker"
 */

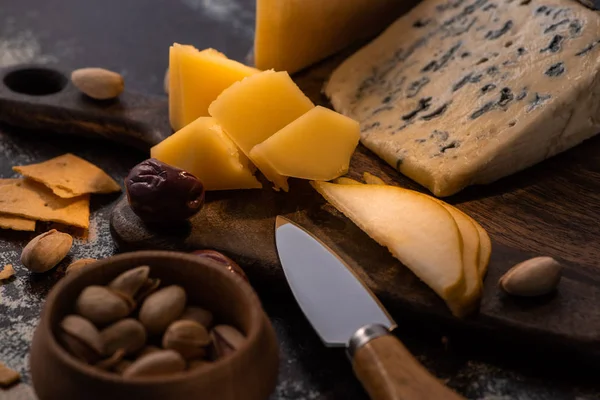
xmin=0 ymin=362 xmax=20 ymax=387
xmin=0 ymin=214 xmax=36 ymax=231
xmin=0 ymin=264 xmax=14 ymax=280
xmin=0 ymin=179 xmax=90 ymax=229
xmin=13 ymin=153 xmax=121 ymax=198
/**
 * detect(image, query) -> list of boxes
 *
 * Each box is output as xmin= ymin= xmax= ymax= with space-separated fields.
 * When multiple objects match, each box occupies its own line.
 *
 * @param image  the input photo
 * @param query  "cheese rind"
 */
xmin=209 ymin=70 xmax=315 ymax=191
xmin=151 ymin=117 xmax=262 ymax=191
xmin=169 ymin=44 xmax=259 ymax=131
xmin=249 ymin=106 xmax=360 ymax=181
xmin=254 ymin=0 xmax=411 ymax=74
xmin=326 ymin=0 xmax=600 ymax=197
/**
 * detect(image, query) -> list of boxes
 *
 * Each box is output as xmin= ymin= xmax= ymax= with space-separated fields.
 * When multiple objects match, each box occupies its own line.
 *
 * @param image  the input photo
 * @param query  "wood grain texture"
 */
xmin=0 ymin=64 xmax=170 ymax=151
xmin=111 ymin=50 xmax=600 ymax=358
xmin=353 ymin=334 xmax=464 ymax=400
xmin=1 ymin=56 xmax=599 ymax=359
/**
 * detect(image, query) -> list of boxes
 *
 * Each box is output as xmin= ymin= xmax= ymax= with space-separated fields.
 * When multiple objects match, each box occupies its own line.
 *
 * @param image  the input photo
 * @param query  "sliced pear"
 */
xmin=434 ymin=203 xmax=482 ymax=317
xmin=362 ymin=172 xmax=386 ymax=185
xmin=311 ymin=181 xmax=465 ymax=307
xmin=472 ymin=221 xmax=491 ymax=278
xmin=333 ymin=177 xmax=363 ymax=185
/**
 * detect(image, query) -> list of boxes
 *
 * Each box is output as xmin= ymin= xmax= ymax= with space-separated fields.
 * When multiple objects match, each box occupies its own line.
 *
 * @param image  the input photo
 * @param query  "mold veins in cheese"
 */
xmin=169 ymin=44 xmax=259 ymax=131
xmin=209 ymin=70 xmax=315 ymax=191
xmin=254 ymin=0 xmax=413 ymax=74
xmin=249 ymin=106 xmax=360 ymax=181
xmin=150 ymin=117 xmax=262 ymax=191
xmin=325 ymin=0 xmax=600 ymax=197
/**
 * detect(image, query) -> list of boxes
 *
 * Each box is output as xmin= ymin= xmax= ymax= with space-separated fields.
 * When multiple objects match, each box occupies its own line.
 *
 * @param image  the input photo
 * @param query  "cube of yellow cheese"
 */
xmin=169 ymin=44 xmax=260 ymax=131
xmin=250 ymin=106 xmax=360 ymax=181
xmin=151 ymin=117 xmax=262 ymax=191
xmin=209 ymin=70 xmax=315 ymax=191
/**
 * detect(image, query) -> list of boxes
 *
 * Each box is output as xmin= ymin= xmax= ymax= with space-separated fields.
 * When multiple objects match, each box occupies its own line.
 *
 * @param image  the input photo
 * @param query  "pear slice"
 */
xmin=473 ymin=221 xmax=491 ymax=278
xmin=360 ymin=173 xmax=482 ymax=316
xmin=311 ymin=181 xmax=465 ymax=306
xmin=362 ymin=172 xmax=386 ymax=185
xmin=333 ymin=177 xmax=363 ymax=185
xmin=433 ymin=203 xmax=482 ymax=317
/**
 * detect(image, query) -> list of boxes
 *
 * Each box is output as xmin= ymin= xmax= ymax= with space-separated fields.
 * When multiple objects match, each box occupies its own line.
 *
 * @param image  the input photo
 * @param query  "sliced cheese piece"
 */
xmin=361 ymin=172 xmax=483 ymax=315
xmin=209 ymin=70 xmax=315 ymax=191
xmin=326 ymin=0 xmax=600 ymax=197
xmin=249 ymin=106 xmax=360 ymax=181
xmin=169 ymin=44 xmax=259 ymax=131
xmin=254 ymin=0 xmax=411 ymax=74
xmin=151 ymin=117 xmax=262 ymax=191
xmin=311 ymin=181 xmax=466 ymax=311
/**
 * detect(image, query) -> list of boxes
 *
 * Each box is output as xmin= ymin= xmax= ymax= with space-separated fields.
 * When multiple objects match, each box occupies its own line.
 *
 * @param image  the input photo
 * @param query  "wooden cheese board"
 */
xmin=1 ymin=54 xmax=600 ymax=359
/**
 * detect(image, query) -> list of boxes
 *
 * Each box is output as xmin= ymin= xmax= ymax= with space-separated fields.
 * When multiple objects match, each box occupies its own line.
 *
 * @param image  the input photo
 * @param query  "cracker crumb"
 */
xmin=0 ymin=361 xmax=21 ymax=387
xmin=0 ymin=264 xmax=14 ymax=280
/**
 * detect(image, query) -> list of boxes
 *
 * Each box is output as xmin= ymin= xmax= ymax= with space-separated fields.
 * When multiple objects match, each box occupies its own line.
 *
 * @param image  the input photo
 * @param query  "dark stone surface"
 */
xmin=1 ymin=1 xmax=600 ymax=399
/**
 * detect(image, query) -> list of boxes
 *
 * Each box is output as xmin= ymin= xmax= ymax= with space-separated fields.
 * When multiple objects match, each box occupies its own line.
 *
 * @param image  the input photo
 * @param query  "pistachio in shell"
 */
xmin=139 ymin=285 xmax=186 ymax=335
xmin=65 ymin=258 xmax=97 ymax=276
xmin=60 ymin=314 xmax=104 ymax=363
xmin=179 ymin=306 xmax=214 ymax=329
xmin=499 ymin=256 xmax=563 ymax=296
xmin=21 ymin=230 xmax=73 ymax=273
xmin=100 ymin=318 xmax=147 ymax=356
xmin=108 ymin=266 xmax=150 ymax=298
xmin=122 ymin=350 xmax=186 ymax=378
xmin=75 ymin=286 xmax=133 ymax=326
xmin=162 ymin=320 xmax=211 ymax=360
xmin=211 ymin=325 xmax=245 ymax=359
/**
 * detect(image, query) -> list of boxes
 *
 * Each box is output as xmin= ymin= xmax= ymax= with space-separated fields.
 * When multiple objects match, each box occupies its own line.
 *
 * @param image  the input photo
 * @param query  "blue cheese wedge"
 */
xmin=325 ymin=0 xmax=600 ymax=197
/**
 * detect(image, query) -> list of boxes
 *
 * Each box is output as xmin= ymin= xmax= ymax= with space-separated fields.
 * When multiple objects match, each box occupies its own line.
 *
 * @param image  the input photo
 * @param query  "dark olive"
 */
xmin=191 ymin=250 xmax=248 ymax=281
xmin=125 ymin=158 xmax=204 ymax=223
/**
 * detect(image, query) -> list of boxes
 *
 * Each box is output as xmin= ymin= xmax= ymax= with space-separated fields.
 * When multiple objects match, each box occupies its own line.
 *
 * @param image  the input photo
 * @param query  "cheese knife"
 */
xmin=274 ymin=216 xmax=464 ymax=400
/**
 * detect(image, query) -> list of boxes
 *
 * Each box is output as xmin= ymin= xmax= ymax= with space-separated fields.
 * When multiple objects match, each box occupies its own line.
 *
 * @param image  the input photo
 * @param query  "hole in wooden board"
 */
xmin=3 ymin=68 xmax=68 ymax=96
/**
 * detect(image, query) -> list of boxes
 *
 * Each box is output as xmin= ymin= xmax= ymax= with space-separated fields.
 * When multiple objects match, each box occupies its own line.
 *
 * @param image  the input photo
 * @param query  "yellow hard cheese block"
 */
xmin=169 ymin=44 xmax=260 ymax=131
xmin=209 ymin=70 xmax=315 ymax=191
xmin=250 ymin=106 xmax=359 ymax=181
xmin=151 ymin=117 xmax=262 ymax=191
xmin=254 ymin=0 xmax=408 ymax=74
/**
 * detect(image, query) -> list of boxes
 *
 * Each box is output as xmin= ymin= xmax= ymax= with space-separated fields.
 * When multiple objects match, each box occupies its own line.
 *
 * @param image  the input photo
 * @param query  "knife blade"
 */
xmin=275 ymin=216 xmax=464 ymax=400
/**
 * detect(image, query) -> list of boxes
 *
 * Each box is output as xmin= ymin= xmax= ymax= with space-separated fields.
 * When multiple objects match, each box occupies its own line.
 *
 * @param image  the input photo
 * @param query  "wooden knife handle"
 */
xmin=352 ymin=333 xmax=464 ymax=400
xmin=0 ymin=64 xmax=171 ymax=151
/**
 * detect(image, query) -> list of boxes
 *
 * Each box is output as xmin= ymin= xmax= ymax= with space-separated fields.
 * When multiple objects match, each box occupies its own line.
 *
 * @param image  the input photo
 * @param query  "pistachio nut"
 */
xmin=135 ymin=277 xmax=161 ymax=304
xmin=499 ymin=256 xmax=563 ymax=296
xmin=211 ymin=325 xmax=245 ymax=359
xmin=179 ymin=306 xmax=214 ymax=329
xmin=71 ymin=67 xmax=124 ymax=100
xmin=100 ymin=318 xmax=147 ymax=356
xmin=139 ymin=285 xmax=186 ymax=335
xmin=122 ymin=350 xmax=186 ymax=378
xmin=113 ymin=359 xmax=132 ymax=374
xmin=162 ymin=320 xmax=211 ymax=360
xmin=75 ymin=285 xmax=132 ymax=326
xmin=108 ymin=266 xmax=150 ymax=298
xmin=21 ymin=230 xmax=73 ymax=273
xmin=59 ymin=332 xmax=102 ymax=364
xmin=60 ymin=314 xmax=104 ymax=363
xmin=65 ymin=258 xmax=97 ymax=276
xmin=95 ymin=348 xmax=125 ymax=371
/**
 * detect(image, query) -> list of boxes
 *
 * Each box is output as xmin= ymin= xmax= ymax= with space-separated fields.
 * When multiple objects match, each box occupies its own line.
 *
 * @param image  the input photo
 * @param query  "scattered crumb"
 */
xmin=0 ymin=265 xmax=14 ymax=281
xmin=0 ymin=361 xmax=21 ymax=387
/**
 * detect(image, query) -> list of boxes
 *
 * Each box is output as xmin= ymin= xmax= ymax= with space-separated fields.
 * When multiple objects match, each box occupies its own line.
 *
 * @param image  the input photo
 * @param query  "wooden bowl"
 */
xmin=30 ymin=250 xmax=280 ymax=400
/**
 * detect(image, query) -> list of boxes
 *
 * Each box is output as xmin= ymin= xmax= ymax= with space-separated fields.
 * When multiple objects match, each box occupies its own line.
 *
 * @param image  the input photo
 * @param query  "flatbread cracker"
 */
xmin=13 ymin=153 xmax=121 ymax=198
xmin=0 ymin=362 xmax=20 ymax=387
xmin=0 ymin=214 xmax=36 ymax=231
xmin=0 ymin=264 xmax=14 ymax=280
xmin=0 ymin=179 xmax=90 ymax=229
